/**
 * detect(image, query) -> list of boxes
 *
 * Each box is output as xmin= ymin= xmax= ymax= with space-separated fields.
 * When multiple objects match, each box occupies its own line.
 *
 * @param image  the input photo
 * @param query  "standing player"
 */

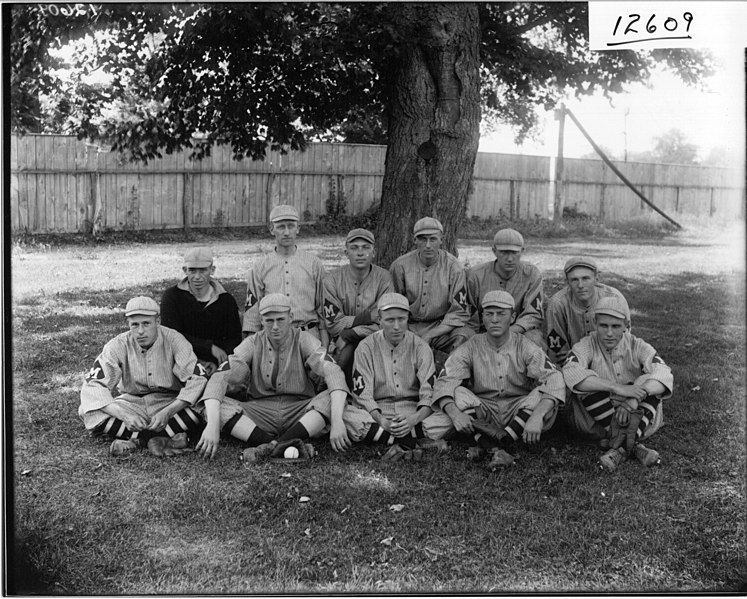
xmin=389 ymin=217 xmax=471 ymax=363
xmin=433 ymin=291 xmax=565 ymax=469
xmin=199 ymin=294 xmax=354 ymax=462
xmin=79 ymin=296 xmax=208 ymax=457
xmin=344 ymin=293 xmax=452 ymax=460
xmin=161 ymin=247 xmax=242 ymax=376
xmin=243 ymin=204 xmax=328 ymax=348
xmin=466 ymin=228 xmax=545 ymax=348
xmin=323 ymin=228 xmax=393 ymax=386
xmin=546 ymin=257 xmax=630 ymax=438
xmin=562 ymin=296 xmax=672 ymax=471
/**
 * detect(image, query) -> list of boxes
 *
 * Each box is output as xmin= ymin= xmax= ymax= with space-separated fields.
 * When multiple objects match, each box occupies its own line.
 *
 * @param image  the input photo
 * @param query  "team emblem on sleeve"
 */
xmin=546 ymin=329 xmax=566 ymax=351
xmin=427 ymin=372 xmax=436 ymax=387
xmin=543 ymin=357 xmax=558 ymax=371
xmin=564 ymin=352 xmax=579 ymax=365
xmin=351 ymin=369 xmax=365 ymax=395
xmin=323 ymin=299 xmax=340 ymax=322
xmin=246 ymin=291 xmax=258 ymax=310
xmin=85 ymin=359 xmax=105 ymax=382
xmin=454 ymin=286 xmax=468 ymax=310
xmin=323 ymin=352 xmax=337 ymax=364
xmin=652 ymin=353 xmax=667 ymax=365
xmin=532 ymin=294 xmax=544 ymax=315
xmin=193 ymin=363 xmax=208 ymax=377
xmin=216 ymin=360 xmax=231 ymax=372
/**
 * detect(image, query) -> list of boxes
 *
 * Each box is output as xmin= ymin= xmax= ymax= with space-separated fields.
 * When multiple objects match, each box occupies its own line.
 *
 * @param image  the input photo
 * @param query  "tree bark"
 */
xmin=375 ymin=3 xmax=480 ymax=268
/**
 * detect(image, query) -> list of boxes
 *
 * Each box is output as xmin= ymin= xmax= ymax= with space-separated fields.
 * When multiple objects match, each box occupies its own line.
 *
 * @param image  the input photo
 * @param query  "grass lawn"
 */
xmin=8 ymin=222 xmax=746 ymax=593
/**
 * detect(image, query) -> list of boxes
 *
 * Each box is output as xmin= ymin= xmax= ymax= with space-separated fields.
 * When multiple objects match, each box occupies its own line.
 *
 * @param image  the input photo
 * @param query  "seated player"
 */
xmin=344 ymin=293 xmax=453 ymax=460
xmin=546 ymin=256 xmax=631 ymax=437
xmin=562 ymin=296 xmax=672 ymax=471
xmin=466 ymin=228 xmax=545 ymax=348
xmin=198 ymin=293 xmax=352 ymax=462
xmin=323 ymin=228 xmax=392 ymax=387
xmin=433 ymin=290 xmax=565 ymax=469
xmin=79 ymin=296 xmax=208 ymax=457
xmin=161 ymin=247 xmax=242 ymax=376
xmin=389 ymin=217 xmax=471 ymax=367
xmin=243 ymin=204 xmax=328 ymax=347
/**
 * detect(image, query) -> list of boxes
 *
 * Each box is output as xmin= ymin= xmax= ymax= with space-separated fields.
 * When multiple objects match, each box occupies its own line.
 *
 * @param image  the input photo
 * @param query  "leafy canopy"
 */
xmin=9 ymin=3 xmax=714 ymax=162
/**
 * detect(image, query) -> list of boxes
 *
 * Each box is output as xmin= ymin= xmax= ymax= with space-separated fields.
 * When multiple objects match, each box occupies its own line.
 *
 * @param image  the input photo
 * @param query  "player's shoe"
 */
xmin=599 ymin=438 xmax=611 ymax=449
xmin=241 ymin=440 xmax=277 ymax=464
xmin=466 ymin=446 xmax=486 ymax=461
xmin=417 ymin=438 xmax=449 ymax=453
xmin=599 ymin=447 xmax=626 ymax=472
xmin=487 ymin=448 xmax=515 ymax=469
xmin=109 ymin=439 xmax=139 ymax=457
xmin=147 ymin=433 xmax=192 ymax=457
xmin=633 ymin=443 xmax=660 ymax=467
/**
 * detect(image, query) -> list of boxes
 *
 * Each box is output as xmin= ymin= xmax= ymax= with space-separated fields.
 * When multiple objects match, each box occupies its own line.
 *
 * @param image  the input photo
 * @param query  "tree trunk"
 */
xmin=375 ymin=3 xmax=480 ymax=268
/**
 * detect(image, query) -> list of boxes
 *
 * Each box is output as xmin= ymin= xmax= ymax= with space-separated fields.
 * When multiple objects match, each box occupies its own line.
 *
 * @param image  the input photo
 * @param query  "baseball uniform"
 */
xmin=389 ymin=249 xmax=470 ymax=351
xmin=562 ymin=330 xmax=672 ymax=439
xmin=161 ymin=278 xmax=242 ymax=363
xmin=545 ymin=283 xmax=628 ymax=364
xmin=79 ymin=325 xmax=207 ymax=437
xmin=466 ymin=260 xmax=545 ymax=346
xmin=201 ymin=326 xmax=360 ymax=437
xmin=344 ymin=329 xmax=452 ymax=441
xmin=433 ymin=332 xmax=565 ymax=437
xmin=243 ymin=249 xmax=327 ymax=335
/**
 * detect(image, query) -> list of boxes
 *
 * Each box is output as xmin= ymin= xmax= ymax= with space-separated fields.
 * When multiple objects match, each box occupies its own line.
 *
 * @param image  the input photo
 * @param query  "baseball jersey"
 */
xmin=79 ymin=326 xmax=207 ymax=418
xmin=323 ymin=264 xmax=393 ymax=340
xmin=466 ymin=260 xmax=544 ymax=334
xmin=161 ymin=278 xmax=242 ymax=362
xmin=243 ymin=248 xmax=327 ymax=333
xmin=433 ymin=332 xmax=565 ymax=408
xmin=202 ymin=327 xmax=347 ymax=402
xmin=562 ymin=331 xmax=673 ymax=400
xmin=389 ymin=249 xmax=469 ymax=328
xmin=351 ymin=330 xmax=436 ymax=414
xmin=545 ymin=283 xmax=628 ymax=364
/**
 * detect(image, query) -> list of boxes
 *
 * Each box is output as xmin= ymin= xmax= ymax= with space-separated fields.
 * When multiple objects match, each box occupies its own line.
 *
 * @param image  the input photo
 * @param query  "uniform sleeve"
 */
xmin=513 ymin=267 xmax=544 ymax=334
xmin=389 ymin=259 xmax=407 ymax=297
xmin=202 ymin=336 xmax=255 ymax=401
xmin=301 ymin=333 xmax=347 ymax=392
xmin=351 ymin=270 xmax=393 ymax=339
xmin=170 ymin=334 xmax=208 ymax=405
xmin=243 ymin=265 xmax=265 ymax=334
xmin=440 ymin=260 xmax=470 ymax=329
xmin=351 ymin=340 xmax=379 ymax=413
xmin=522 ymin=340 xmax=566 ymax=406
xmin=633 ymin=339 xmax=674 ymax=399
xmin=220 ymin=293 xmax=243 ymax=355
xmin=161 ymin=287 xmax=215 ymax=357
xmin=561 ymin=338 xmax=598 ymax=393
xmin=465 ymin=267 xmax=481 ymax=332
xmin=414 ymin=340 xmax=437 ymax=409
xmin=323 ymin=274 xmax=355 ymax=339
xmin=314 ymin=260 xmax=328 ymax=331
xmin=432 ymin=343 xmax=474 ymax=408
xmin=545 ymin=294 xmax=571 ymax=364
xmin=79 ymin=342 xmax=123 ymax=415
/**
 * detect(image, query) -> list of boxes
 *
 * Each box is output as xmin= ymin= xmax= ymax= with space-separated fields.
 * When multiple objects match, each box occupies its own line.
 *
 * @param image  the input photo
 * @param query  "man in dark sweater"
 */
xmin=161 ymin=247 xmax=242 ymax=375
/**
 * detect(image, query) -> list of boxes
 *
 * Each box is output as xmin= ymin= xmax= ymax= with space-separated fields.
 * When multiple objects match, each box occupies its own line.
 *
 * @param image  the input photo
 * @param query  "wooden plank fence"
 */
xmin=9 ymin=134 xmax=744 ymax=234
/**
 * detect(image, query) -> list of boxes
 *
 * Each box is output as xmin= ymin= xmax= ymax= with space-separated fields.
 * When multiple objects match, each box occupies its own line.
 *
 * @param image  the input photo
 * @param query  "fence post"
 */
xmin=183 ymin=172 xmax=192 ymax=234
xmin=552 ymin=104 xmax=566 ymax=230
xmin=509 ymin=179 xmax=515 ymax=219
xmin=675 ymin=186 xmax=680 ymax=213
xmin=599 ymin=181 xmax=606 ymax=221
xmin=710 ymin=187 xmax=716 ymax=217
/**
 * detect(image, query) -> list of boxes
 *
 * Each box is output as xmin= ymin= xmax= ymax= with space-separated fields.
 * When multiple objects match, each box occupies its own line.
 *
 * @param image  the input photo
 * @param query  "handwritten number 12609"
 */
xmin=613 ymin=12 xmax=693 ymax=36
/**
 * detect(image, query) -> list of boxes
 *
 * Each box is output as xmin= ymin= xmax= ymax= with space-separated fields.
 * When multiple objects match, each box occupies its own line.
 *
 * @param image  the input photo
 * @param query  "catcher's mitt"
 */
xmin=270 ymin=438 xmax=315 ymax=461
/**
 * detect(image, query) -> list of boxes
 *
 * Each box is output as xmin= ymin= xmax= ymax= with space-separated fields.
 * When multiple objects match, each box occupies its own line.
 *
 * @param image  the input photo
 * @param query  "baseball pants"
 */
xmin=565 ymin=392 xmax=664 ymax=440
xmin=343 ymin=397 xmax=453 ymax=442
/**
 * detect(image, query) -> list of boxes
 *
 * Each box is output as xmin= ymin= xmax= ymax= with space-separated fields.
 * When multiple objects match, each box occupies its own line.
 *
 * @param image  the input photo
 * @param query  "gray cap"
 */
xmin=413 ymin=217 xmax=443 ymax=237
xmin=481 ymin=290 xmax=515 ymax=310
xmin=377 ymin=292 xmax=410 ymax=312
xmin=269 ymin=204 xmax=299 ymax=223
xmin=259 ymin=293 xmax=292 ymax=315
xmin=345 ymin=228 xmax=375 ymax=245
xmin=564 ymin=256 xmax=598 ymax=275
xmin=594 ymin=296 xmax=630 ymax=321
xmin=183 ymin=247 xmax=213 ymax=268
xmin=125 ymin=296 xmax=160 ymax=317
xmin=493 ymin=228 xmax=524 ymax=251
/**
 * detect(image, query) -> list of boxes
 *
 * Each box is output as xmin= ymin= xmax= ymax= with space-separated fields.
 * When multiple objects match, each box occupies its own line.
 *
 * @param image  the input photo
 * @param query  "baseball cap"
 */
xmin=269 ymin=204 xmax=299 ymax=223
xmin=413 ymin=217 xmax=443 ymax=237
xmin=492 ymin=228 xmax=524 ymax=251
xmin=183 ymin=247 xmax=213 ymax=268
xmin=259 ymin=293 xmax=292 ymax=315
xmin=345 ymin=228 xmax=375 ymax=245
xmin=594 ymin=296 xmax=630 ymax=321
xmin=125 ymin=296 xmax=160 ymax=317
xmin=481 ymin=290 xmax=515 ymax=310
xmin=564 ymin=256 xmax=598 ymax=275
xmin=377 ymin=293 xmax=410 ymax=312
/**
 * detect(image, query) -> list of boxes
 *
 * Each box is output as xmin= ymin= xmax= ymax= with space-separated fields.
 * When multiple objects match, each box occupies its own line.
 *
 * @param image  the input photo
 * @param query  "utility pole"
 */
xmin=552 ymin=103 xmax=566 ymax=231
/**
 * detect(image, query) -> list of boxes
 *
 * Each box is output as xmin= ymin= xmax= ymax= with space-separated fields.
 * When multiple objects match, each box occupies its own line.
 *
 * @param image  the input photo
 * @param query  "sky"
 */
xmin=478 ymin=45 xmax=744 ymax=164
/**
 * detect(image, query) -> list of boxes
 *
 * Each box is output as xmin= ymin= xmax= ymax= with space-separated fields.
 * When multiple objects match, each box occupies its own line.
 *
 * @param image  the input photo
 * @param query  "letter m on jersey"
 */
xmin=323 ymin=299 xmax=340 ymax=323
xmin=454 ymin=286 xmax=468 ymax=310
xmin=351 ymin=369 xmax=366 ymax=396
xmin=547 ymin=329 xmax=566 ymax=350
xmin=85 ymin=359 xmax=105 ymax=382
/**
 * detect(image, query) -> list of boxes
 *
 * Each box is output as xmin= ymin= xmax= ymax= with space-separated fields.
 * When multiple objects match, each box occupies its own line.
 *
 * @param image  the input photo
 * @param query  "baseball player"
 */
xmin=546 ymin=256 xmax=631 ymax=438
xmin=243 ymin=204 xmax=328 ymax=348
xmin=466 ymin=228 xmax=545 ymax=348
xmin=389 ymin=217 xmax=471 ymax=364
xmin=323 ymin=228 xmax=393 ymax=386
xmin=344 ymin=293 xmax=453 ymax=460
xmin=562 ymin=296 xmax=672 ymax=471
xmin=160 ymin=247 xmax=242 ymax=376
xmin=433 ymin=290 xmax=565 ymax=469
xmin=79 ymin=296 xmax=208 ymax=457
xmin=199 ymin=293 xmax=355 ymax=462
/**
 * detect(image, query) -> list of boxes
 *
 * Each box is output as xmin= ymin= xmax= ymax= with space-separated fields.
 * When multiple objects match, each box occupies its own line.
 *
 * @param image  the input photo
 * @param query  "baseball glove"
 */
xmin=147 ymin=433 xmax=193 ymax=458
xmin=471 ymin=418 xmax=507 ymax=442
xmin=608 ymin=411 xmax=643 ymax=455
xmin=270 ymin=438 xmax=315 ymax=461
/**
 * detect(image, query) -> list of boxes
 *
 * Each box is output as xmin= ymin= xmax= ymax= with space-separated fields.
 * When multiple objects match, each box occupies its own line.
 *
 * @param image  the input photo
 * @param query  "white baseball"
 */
xmin=284 ymin=446 xmax=300 ymax=459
